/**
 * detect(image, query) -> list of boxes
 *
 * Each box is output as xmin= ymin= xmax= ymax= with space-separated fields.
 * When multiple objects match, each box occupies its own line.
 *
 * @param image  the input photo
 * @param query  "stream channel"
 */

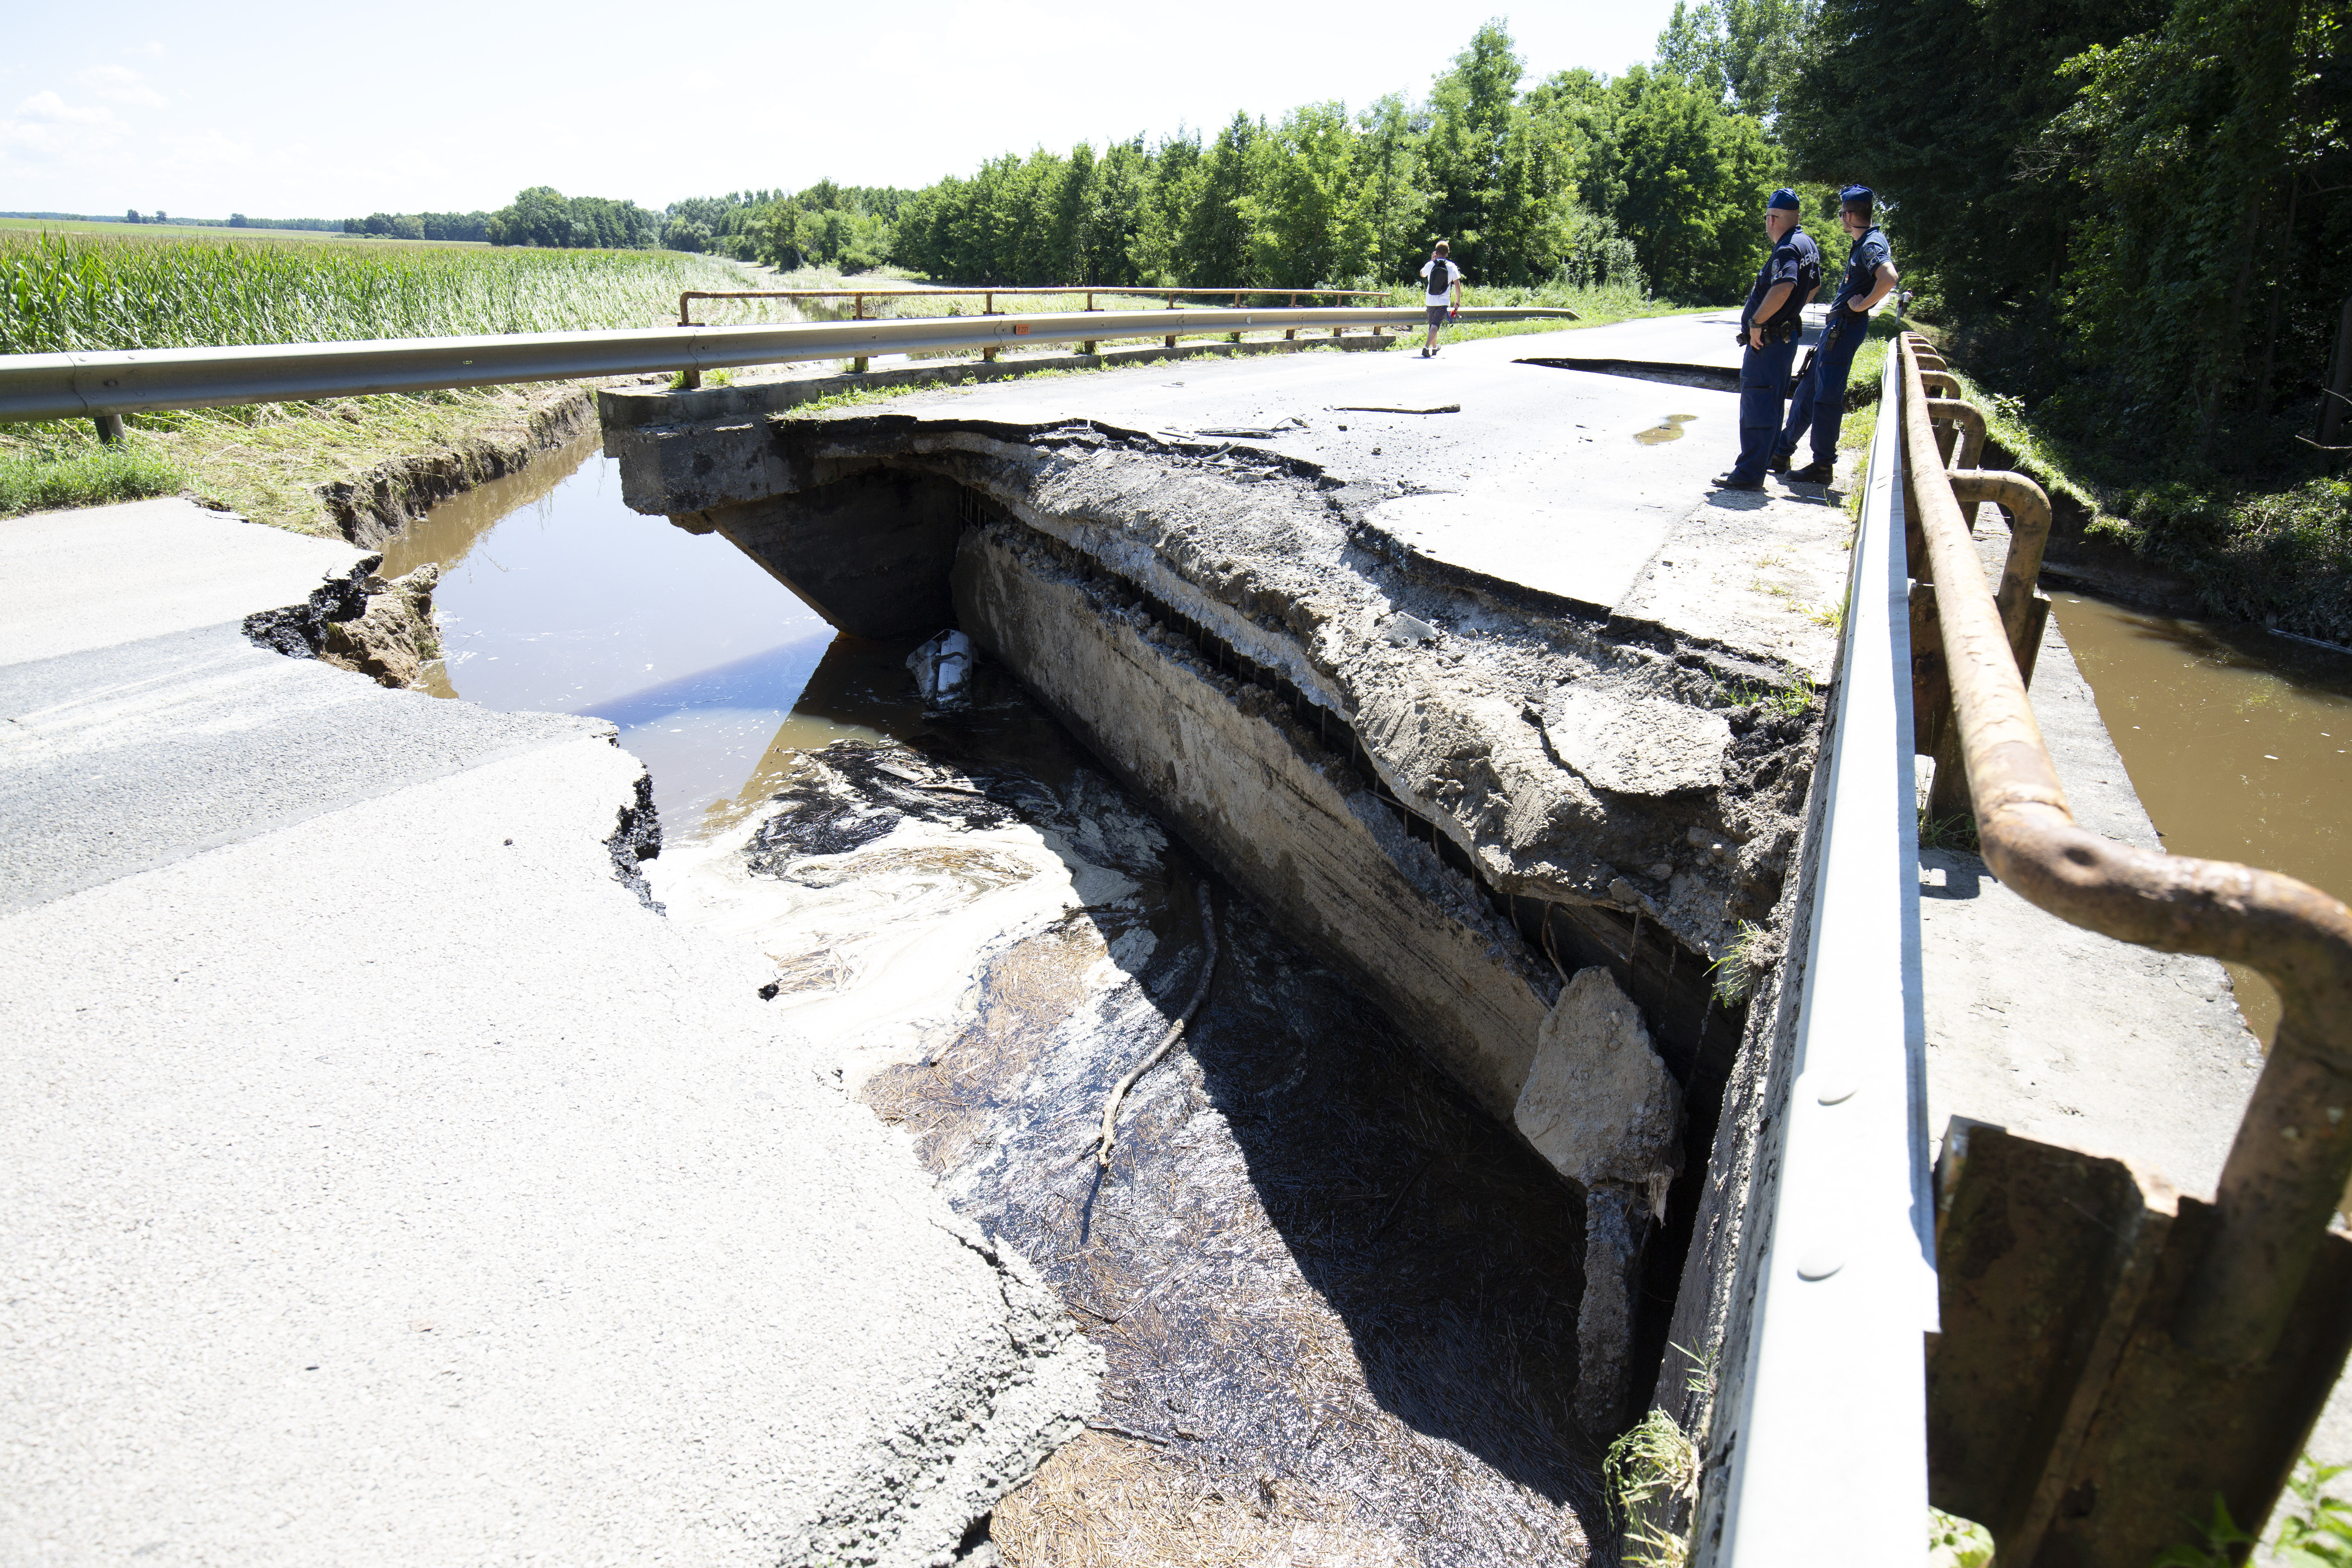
xmin=381 ymin=432 xmax=1611 ymax=1565
xmin=2043 ymin=595 xmax=2352 ymax=1047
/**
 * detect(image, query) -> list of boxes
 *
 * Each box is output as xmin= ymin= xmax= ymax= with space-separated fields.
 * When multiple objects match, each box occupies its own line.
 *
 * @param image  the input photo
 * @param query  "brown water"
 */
xmin=2048 ymin=595 xmax=2352 ymax=1046
xmin=387 ymin=440 xmax=1610 ymax=1562
xmin=383 ymin=433 xmax=895 ymax=839
xmin=1632 ymin=414 xmax=1697 ymax=445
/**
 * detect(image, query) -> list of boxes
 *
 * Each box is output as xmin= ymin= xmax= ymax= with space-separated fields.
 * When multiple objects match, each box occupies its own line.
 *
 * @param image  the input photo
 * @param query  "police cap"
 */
xmin=1768 ymin=188 xmax=1801 ymax=212
xmin=1840 ymin=184 xmax=1876 ymax=212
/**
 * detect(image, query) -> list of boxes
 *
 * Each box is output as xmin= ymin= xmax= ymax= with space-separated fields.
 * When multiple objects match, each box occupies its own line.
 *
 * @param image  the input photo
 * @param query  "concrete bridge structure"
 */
xmin=3 ymin=309 xmax=2340 ymax=1567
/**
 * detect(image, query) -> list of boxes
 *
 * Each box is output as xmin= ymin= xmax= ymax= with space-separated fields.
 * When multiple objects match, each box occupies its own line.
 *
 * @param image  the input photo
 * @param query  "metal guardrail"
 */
xmin=676 ymin=284 xmax=1392 ymax=326
xmin=1714 ymin=341 xmax=1935 ymax=1566
xmin=1898 ymin=332 xmax=2352 ymax=1564
xmin=0 ymin=305 xmax=1578 ymax=425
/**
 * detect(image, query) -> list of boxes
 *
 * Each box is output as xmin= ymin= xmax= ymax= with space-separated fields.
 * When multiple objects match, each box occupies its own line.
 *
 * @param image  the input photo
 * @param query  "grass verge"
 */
xmin=0 ymin=383 xmax=594 ymax=534
xmin=0 ymin=437 xmax=185 ymax=516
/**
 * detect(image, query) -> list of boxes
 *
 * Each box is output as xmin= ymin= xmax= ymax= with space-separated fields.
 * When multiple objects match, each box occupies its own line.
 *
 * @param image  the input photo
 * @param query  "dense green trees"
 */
xmin=481 ymin=189 xmax=659 ymax=250
xmin=882 ymin=24 xmax=1783 ymax=300
xmin=1786 ymin=0 xmax=2351 ymax=454
xmin=343 ymin=211 xmax=494 ymax=242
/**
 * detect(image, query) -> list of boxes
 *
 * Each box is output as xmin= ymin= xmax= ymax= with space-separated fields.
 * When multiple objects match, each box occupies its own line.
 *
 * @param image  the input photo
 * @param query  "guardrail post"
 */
xmin=680 ymin=368 xmax=702 ymax=391
xmin=93 ymin=413 xmax=123 ymax=444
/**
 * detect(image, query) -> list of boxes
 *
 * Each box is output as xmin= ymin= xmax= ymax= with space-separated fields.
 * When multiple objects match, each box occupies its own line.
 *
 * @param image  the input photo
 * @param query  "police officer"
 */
xmin=1718 ymin=189 xmax=1820 ymax=492
xmin=1774 ymin=185 xmax=1900 ymax=484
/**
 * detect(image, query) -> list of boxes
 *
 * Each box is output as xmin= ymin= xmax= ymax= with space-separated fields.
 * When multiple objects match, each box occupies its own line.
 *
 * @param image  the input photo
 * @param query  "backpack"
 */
xmin=1427 ymin=258 xmax=1451 ymax=294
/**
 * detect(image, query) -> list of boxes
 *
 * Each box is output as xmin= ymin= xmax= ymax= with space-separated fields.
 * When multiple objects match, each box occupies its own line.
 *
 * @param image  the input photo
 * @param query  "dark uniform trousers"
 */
xmin=1735 ymin=335 xmax=1800 ymax=483
xmin=1777 ymin=308 xmax=1865 ymax=467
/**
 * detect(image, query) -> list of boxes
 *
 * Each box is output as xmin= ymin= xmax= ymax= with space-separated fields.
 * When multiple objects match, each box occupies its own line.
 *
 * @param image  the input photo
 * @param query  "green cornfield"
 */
xmin=0 ymin=229 xmax=757 ymax=355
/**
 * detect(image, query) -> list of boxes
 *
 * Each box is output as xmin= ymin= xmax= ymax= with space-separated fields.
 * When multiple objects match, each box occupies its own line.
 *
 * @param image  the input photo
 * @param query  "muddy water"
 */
xmin=1632 ymin=413 xmax=1697 ymax=445
xmin=382 ymin=433 xmax=898 ymax=837
xmin=2049 ymin=595 xmax=2352 ymax=1046
xmin=394 ymin=441 xmax=1608 ymax=1564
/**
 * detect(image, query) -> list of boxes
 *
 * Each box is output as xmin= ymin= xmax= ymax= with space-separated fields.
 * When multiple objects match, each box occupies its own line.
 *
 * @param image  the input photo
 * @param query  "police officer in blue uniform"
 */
xmin=1775 ymin=185 xmax=1899 ymax=484
xmin=1718 ymin=189 xmax=1820 ymax=492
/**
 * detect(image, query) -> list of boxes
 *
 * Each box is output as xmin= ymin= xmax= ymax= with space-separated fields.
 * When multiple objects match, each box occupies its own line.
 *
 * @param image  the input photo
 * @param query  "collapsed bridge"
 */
xmin=5 ymin=300 xmax=2348 ymax=1566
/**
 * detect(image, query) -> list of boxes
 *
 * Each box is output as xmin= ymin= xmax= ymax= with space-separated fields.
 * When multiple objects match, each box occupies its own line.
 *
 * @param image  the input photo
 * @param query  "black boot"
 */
xmin=1788 ymin=459 xmax=1836 ymax=484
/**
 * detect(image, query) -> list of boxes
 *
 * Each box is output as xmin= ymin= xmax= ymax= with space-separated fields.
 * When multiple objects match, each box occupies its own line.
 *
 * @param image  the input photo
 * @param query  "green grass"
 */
xmin=1605 ymin=1344 xmax=1713 ymax=1568
xmin=0 ymin=436 xmax=183 ymax=516
xmin=1708 ymin=920 xmax=1770 ymax=1006
xmin=2152 ymin=1457 xmax=2352 ymax=1567
xmin=0 ymin=229 xmax=762 ymax=534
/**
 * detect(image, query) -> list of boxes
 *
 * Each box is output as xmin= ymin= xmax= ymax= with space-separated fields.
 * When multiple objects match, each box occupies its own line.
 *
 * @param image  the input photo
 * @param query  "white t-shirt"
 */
xmin=1421 ymin=257 xmax=1459 ymax=304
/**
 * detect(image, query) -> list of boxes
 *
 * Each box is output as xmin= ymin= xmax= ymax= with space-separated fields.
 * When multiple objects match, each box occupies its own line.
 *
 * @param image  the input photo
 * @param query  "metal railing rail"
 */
xmin=0 ymin=304 xmax=1579 ymax=426
xmin=1714 ymin=340 xmax=1936 ymax=1566
xmin=1896 ymin=332 xmax=2352 ymax=1361
xmin=677 ymin=284 xmax=1394 ymax=325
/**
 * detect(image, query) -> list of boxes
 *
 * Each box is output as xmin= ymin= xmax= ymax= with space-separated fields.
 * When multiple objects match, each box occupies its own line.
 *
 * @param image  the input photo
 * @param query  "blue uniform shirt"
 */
xmin=1742 ymin=226 xmax=1820 ymax=337
xmin=1830 ymin=225 xmax=1893 ymax=315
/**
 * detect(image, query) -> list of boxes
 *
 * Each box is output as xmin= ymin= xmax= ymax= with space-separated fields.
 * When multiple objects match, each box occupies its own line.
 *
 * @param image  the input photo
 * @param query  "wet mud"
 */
xmin=657 ymin=649 xmax=1607 ymax=1566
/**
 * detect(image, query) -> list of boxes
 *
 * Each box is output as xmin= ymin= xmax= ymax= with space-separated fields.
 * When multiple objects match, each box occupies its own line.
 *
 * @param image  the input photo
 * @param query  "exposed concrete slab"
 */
xmin=0 ymin=498 xmax=366 ymax=664
xmin=2 ymin=500 xmax=1101 ymax=1566
xmin=0 ymin=621 xmax=598 ymax=913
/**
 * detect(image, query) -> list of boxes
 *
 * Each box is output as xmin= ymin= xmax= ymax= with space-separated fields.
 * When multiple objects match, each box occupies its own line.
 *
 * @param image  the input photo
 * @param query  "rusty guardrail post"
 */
xmin=1903 ymin=333 xmax=2352 ymax=1564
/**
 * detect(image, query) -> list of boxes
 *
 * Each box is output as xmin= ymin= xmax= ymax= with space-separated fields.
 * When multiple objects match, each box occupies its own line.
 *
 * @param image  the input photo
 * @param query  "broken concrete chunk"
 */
xmin=1540 ymin=684 xmax=1730 ymax=797
xmin=1380 ymin=613 xmax=1438 ymax=646
xmin=1512 ymin=967 xmax=1684 ymax=1204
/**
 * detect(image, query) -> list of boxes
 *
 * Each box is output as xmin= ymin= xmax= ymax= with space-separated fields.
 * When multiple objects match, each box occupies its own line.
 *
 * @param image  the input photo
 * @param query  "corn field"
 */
xmin=0 ymin=230 xmax=753 ymax=356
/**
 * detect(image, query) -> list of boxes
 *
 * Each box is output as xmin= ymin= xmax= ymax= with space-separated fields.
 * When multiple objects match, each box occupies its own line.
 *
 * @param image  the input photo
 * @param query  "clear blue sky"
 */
xmin=1 ymin=1 xmax=1689 ymax=220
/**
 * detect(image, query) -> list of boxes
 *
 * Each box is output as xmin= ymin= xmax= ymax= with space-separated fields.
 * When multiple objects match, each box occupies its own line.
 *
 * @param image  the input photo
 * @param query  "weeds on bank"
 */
xmin=2154 ymin=1457 xmax=2352 ymax=1567
xmin=1708 ymin=922 xmax=1767 ymax=1006
xmin=1716 ymin=675 xmax=1816 ymax=718
xmin=1917 ymin=808 xmax=1980 ymax=854
xmin=1 ymin=383 xmax=591 ymax=535
xmin=1919 ymin=332 xmax=2351 ymax=643
xmin=0 ymin=434 xmax=184 ymax=516
xmin=1929 ymin=1509 xmax=1995 ymax=1567
xmin=1606 ymin=1345 xmax=1714 ymax=1568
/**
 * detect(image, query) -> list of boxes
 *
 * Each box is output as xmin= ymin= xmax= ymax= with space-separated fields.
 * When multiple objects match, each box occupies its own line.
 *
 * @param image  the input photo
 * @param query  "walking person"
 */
xmin=1419 ymin=241 xmax=1462 ymax=358
xmin=1716 ymin=189 xmax=1820 ymax=492
xmin=1774 ymin=185 xmax=1900 ymax=484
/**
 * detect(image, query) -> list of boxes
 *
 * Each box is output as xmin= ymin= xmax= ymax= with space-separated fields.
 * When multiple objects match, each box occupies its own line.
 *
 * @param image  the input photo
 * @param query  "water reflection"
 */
xmin=2051 ymin=594 xmax=2352 ymax=1045
xmin=1632 ymin=414 xmax=1697 ymax=445
xmin=388 ymin=433 xmax=861 ymax=838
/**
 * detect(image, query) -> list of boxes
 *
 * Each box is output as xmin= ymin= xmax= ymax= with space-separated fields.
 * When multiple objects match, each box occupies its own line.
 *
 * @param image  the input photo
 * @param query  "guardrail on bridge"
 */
xmin=0 ymin=304 xmax=1577 ymax=430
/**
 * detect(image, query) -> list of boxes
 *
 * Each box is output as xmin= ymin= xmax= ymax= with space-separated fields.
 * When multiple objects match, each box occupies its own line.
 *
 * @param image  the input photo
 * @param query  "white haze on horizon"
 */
xmin=2 ymin=0 xmax=1690 ymax=223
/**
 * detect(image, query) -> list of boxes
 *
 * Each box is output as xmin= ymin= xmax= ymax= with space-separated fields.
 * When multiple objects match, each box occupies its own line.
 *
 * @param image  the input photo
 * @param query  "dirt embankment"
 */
xmin=320 ymin=383 xmax=600 ymax=549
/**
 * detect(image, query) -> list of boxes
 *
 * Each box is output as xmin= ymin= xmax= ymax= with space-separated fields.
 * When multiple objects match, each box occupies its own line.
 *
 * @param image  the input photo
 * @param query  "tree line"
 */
xmin=341 ymin=189 xmax=662 ymax=249
xmin=1787 ymin=0 xmax=2350 ymax=458
xmin=854 ymin=24 xmax=1767 ymax=301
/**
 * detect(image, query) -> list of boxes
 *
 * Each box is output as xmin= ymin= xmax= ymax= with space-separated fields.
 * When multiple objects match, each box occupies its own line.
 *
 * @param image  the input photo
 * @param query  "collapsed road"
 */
xmin=601 ymin=323 xmax=1853 ymax=1459
xmin=4 ymin=312 xmax=1866 ymax=1566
